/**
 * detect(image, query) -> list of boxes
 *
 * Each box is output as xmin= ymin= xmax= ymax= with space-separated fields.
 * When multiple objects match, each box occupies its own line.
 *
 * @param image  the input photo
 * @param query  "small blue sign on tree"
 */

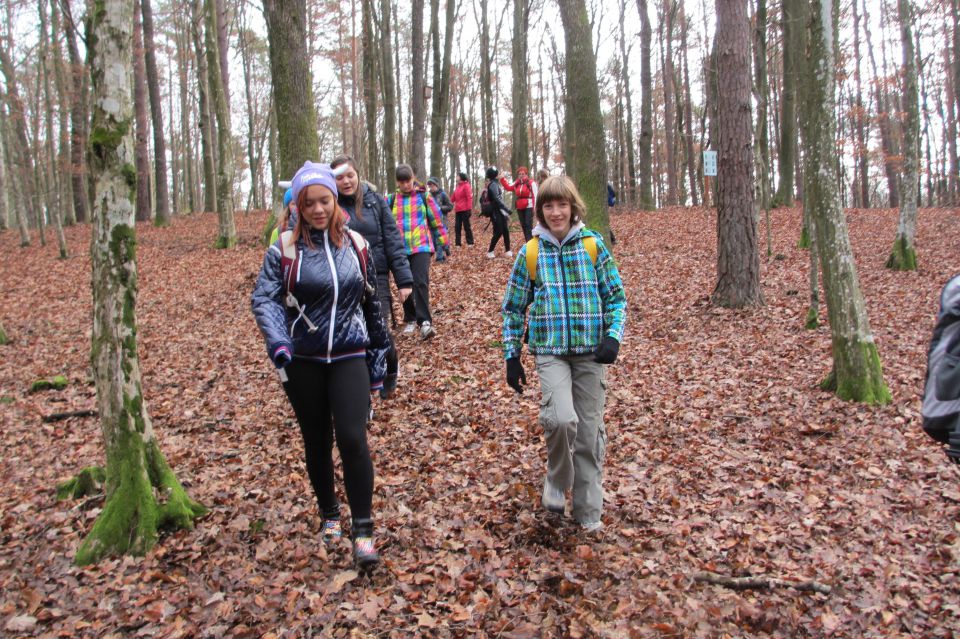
xmin=703 ymin=150 xmax=718 ymax=177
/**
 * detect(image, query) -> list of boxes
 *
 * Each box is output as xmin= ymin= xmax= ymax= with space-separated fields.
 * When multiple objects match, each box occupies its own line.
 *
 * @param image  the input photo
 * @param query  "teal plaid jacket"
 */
xmin=502 ymin=225 xmax=626 ymax=359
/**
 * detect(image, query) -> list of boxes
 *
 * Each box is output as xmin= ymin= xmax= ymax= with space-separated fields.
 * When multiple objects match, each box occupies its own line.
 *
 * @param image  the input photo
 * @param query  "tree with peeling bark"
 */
xmin=77 ymin=0 xmax=205 ymax=566
xmin=711 ymin=0 xmax=763 ymax=308
xmin=557 ymin=0 xmax=610 ymax=240
xmin=886 ymin=0 xmax=919 ymax=271
xmin=800 ymin=0 xmax=890 ymax=404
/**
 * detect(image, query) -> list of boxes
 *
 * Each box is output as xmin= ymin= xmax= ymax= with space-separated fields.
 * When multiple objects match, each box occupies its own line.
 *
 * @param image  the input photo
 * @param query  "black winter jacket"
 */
xmin=340 ymin=184 xmax=414 ymax=290
xmin=482 ymin=180 xmax=511 ymax=218
xmin=251 ymin=227 xmax=390 ymax=389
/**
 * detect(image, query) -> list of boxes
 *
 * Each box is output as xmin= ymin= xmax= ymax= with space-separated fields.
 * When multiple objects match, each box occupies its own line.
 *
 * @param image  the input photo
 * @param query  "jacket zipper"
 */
xmin=558 ymin=242 xmax=572 ymax=352
xmin=322 ymin=232 xmax=338 ymax=362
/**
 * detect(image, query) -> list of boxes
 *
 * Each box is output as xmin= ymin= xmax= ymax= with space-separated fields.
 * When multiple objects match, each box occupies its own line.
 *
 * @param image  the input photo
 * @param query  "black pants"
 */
xmin=455 ymin=210 xmax=474 ymax=246
xmin=488 ymin=212 xmax=511 ymax=253
xmin=373 ymin=274 xmax=399 ymax=388
xmin=402 ymin=252 xmax=432 ymax=325
xmin=517 ymin=207 xmax=533 ymax=242
xmin=282 ymin=357 xmax=373 ymax=521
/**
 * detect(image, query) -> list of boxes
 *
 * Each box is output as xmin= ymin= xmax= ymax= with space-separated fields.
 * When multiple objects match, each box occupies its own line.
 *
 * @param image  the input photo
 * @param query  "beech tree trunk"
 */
xmin=637 ymin=0 xmax=655 ymax=209
xmin=887 ymin=0 xmax=919 ymax=270
xmin=800 ymin=0 xmax=890 ymax=404
xmin=409 ymin=0 xmax=426 ymax=176
xmin=79 ymin=0 xmax=205 ymax=566
xmin=192 ymin=0 xmax=217 ymax=212
xmin=772 ymin=0 xmax=799 ymax=208
xmin=380 ymin=0 xmax=397 ymax=190
xmin=754 ymin=0 xmax=770 ymax=211
xmin=712 ymin=0 xmax=763 ymax=308
xmin=618 ymin=0 xmax=637 ymax=204
xmin=661 ymin=0 xmax=678 ymax=205
xmin=0 ymin=39 xmax=34 ymax=246
xmin=479 ymin=0 xmax=495 ymax=165
xmin=429 ymin=0 xmax=457 ymax=179
xmin=38 ymin=0 xmax=68 ymax=257
xmin=557 ymin=0 xmax=609 ymax=239
xmin=510 ymin=0 xmax=530 ymax=173
xmin=49 ymin=0 xmax=74 ymax=227
xmin=204 ymin=0 xmax=237 ymax=247
xmin=133 ymin=0 xmax=153 ymax=222
xmin=140 ymin=0 xmax=171 ymax=226
xmin=62 ymin=0 xmax=89 ymax=224
xmin=361 ymin=0 xmax=379 ymax=187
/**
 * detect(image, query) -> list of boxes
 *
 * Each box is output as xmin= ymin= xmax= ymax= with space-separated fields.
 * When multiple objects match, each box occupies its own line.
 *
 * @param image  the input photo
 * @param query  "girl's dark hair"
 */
xmin=458 ymin=171 xmax=468 ymax=182
xmin=330 ymin=155 xmax=363 ymax=220
xmin=396 ymin=164 xmax=414 ymax=181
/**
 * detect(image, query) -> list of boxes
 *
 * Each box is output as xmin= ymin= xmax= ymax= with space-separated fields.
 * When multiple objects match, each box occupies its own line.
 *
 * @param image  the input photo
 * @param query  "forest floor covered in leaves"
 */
xmin=1 ymin=205 xmax=959 ymax=638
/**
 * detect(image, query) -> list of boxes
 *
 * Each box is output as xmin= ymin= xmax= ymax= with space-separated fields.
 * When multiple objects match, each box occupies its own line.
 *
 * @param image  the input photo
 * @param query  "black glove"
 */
xmin=506 ymin=357 xmax=526 ymax=394
xmin=593 ymin=337 xmax=620 ymax=364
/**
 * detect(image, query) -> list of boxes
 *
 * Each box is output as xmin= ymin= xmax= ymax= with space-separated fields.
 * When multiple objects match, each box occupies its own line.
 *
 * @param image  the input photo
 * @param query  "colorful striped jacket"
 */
xmin=388 ymin=191 xmax=449 ymax=255
xmin=502 ymin=223 xmax=626 ymax=359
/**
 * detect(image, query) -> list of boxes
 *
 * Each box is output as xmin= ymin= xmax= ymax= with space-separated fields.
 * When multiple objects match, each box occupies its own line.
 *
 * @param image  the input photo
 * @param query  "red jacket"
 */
xmin=500 ymin=176 xmax=535 ymax=209
xmin=452 ymin=180 xmax=473 ymax=213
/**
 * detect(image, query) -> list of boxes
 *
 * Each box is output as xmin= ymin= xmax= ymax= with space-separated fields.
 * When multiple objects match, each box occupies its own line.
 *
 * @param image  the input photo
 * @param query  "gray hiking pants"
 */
xmin=535 ymin=354 xmax=608 ymax=525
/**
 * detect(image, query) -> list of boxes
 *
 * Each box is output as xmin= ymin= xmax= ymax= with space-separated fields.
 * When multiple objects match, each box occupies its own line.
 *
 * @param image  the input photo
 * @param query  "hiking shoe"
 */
xmin=486 ymin=251 xmax=495 ymax=259
xmin=505 ymin=250 xmax=514 ymax=258
xmin=420 ymin=321 xmax=436 ymax=340
xmin=541 ymin=480 xmax=565 ymax=514
xmin=351 ymin=518 xmax=379 ymax=570
xmin=580 ymin=520 xmax=603 ymax=533
xmin=321 ymin=518 xmax=342 ymax=540
xmin=403 ymin=322 xmax=416 ymax=334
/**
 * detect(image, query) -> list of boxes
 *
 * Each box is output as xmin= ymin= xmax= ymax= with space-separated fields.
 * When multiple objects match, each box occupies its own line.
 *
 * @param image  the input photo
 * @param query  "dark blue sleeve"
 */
xmin=251 ymin=246 xmax=292 ymax=360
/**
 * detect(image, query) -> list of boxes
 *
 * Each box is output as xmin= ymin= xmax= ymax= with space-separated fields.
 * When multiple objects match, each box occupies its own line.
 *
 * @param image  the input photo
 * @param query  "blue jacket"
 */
xmin=251 ymin=228 xmax=390 ymax=389
xmin=340 ymin=183 xmax=413 ymax=290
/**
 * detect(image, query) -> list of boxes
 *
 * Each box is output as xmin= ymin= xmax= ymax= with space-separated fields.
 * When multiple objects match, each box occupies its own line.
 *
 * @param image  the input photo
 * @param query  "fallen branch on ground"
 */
xmin=42 ymin=409 xmax=98 ymax=423
xmin=693 ymin=571 xmax=832 ymax=594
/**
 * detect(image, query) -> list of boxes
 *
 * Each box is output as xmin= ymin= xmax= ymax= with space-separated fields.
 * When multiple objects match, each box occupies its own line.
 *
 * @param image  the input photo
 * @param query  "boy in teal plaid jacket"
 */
xmin=501 ymin=176 xmax=626 ymax=532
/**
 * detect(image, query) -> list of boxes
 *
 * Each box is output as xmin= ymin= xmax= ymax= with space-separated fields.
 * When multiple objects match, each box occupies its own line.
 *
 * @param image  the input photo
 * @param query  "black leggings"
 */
xmin=488 ymin=212 xmax=511 ymax=253
xmin=282 ymin=357 xmax=373 ymax=521
xmin=517 ymin=208 xmax=533 ymax=242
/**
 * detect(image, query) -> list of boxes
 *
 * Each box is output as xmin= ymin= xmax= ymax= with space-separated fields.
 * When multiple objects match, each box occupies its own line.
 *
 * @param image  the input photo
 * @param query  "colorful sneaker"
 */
xmin=321 ymin=518 xmax=342 ymax=540
xmin=541 ymin=480 xmax=565 ymax=514
xmin=351 ymin=518 xmax=379 ymax=570
xmin=402 ymin=321 xmax=417 ymax=334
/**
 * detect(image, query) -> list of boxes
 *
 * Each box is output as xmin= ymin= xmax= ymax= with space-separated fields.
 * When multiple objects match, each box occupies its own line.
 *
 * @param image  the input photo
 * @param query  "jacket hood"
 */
xmin=533 ymin=221 xmax=586 ymax=247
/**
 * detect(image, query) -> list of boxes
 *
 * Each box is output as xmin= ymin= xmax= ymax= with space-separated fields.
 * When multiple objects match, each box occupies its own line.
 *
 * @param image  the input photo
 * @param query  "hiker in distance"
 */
xmin=388 ymin=164 xmax=449 ymax=340
xmin=251 ymin=161 xmax=390 ymax=570
xmin=331 ymin=155 xmax=413 ymax=398
xmin=501 ymin=175 xmax=627 ymax=533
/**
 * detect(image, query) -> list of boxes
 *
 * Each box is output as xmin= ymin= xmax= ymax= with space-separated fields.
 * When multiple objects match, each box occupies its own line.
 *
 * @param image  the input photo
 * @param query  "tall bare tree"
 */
xmin=0 ymin=28 xmax=34 ymax=246
xmin=429 ymin=0 xmax=457 ymax=179
xmin=558 ymin=0 xmax=609 ymax=239
xmin=205 ymin=0 xmax=237 ymax=247
xmin=712 ymin=0 xmax=762 ymax=308
xmin=133 ymin=0 xmax=152 ymax=222
xmin=637 ymin=0 xmax=654 ymax=209
xmin=409 ymin=0 xmax=426 ymax=176
xmin=887 ymin=0 xmax=919 ymax=270
xmin=139 ymin=0 xmax=171 ymax=225
xmin=78 ymin=0 xmax=205 ymax=566
xmin=62 ymin=0 xmax=89 ymax=223
xmin=772 ymin=0 xmax=799 ymax=207
xmin=801 ymin=0 xmax=890 ymax=404
xmin=361 ymin=0 xmax=379 ymax=186
xmin=510 ymin=0 xmax=531 ymax=173
xmin=379 ymin=0 xmax=397 ymax=190
xmin=192 ymin=0 xmax=217 ymax=212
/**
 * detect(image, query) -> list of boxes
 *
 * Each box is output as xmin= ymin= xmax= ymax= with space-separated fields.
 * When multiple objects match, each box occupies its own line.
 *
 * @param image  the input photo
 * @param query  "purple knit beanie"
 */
xmin=290 ymin=161 xmax=347 ymax=203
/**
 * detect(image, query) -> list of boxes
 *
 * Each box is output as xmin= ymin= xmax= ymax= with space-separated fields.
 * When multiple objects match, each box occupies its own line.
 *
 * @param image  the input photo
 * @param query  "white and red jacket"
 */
xmin=500 ymin=176 xmax=535 ymax=210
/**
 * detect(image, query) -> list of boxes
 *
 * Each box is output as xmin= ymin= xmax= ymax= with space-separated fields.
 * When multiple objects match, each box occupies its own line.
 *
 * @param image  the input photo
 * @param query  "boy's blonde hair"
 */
xmin=534 ymin=175 xmax=586 ymax=227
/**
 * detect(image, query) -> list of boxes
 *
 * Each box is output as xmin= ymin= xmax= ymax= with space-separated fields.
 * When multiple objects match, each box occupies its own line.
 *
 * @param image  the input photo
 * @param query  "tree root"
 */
xmin=56 ymin=466 xmax=106 ymax=500
xmin=694 ymin=571 xmax=832 ymax=594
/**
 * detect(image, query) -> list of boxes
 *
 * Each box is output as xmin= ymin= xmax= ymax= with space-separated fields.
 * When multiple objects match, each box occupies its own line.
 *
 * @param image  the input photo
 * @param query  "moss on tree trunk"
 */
xmin=886 ymin=234 xmax=918 ymax=271
xmin=80 ymin=0 xmax=205 ymax=566
xmin=57 ymin=466 xmax=106 ymax=500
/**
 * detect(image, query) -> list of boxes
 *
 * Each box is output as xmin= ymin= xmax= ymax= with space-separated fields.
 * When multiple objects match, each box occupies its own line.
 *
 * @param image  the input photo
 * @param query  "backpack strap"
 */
xmin=279 ymin=230 xmax=298 ymax=296
xmin=346 ymin=229 xmax=375 ymax=298
xmin=526 ymin=235 xmax=598 ymax=283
